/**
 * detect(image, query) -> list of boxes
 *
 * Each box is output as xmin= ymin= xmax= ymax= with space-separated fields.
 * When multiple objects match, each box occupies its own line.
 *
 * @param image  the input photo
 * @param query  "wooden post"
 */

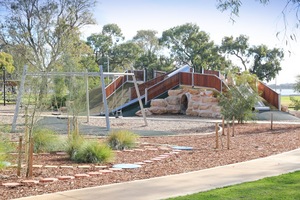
xmin=17 ymin=136 xmax=22 ymax=176
xmin=222 ymin=116 xmax=225 ymax=136
xmin=26 ymin=137 xmax=33 ymax=178
xmin=232 ymin=116 xmax=235 ymax=137
xmin=227 ymin=123 xmax=230 ymax=150
xmin=24 ymin=106 xmax=28 ymax=157
xmin=271 ymin=113 xmax=273 ymax=130
xmin=215 ymin=123 xmax=219 ymax=149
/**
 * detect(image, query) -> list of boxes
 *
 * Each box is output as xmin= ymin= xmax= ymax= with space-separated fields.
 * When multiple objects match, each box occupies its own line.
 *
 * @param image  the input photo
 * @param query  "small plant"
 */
xmin=290 ymin=96 xmax=300 ymax=110
xmin=65 ymin=131 xmax=85 ymax=160
xmin=32 ymin=128 xmax=61 ymax=153
xmin=73 ymin=140 xmax=114 ymax=163
xmin=0 ymin=135 xmax=14 ymax=169
xmin=107 ymin=130 xmax=139 ymax=150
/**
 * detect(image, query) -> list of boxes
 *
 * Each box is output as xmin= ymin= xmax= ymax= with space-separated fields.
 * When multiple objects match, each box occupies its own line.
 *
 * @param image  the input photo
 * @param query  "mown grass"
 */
xmin=281 ymin=95 xmax=300 ymax=109
xmin=167 ymin=171 xmax=300 ymax=200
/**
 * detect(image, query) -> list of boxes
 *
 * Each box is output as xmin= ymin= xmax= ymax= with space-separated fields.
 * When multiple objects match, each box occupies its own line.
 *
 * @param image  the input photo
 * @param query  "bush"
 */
xmin=32 ymin=128 xmax=61 ymax=153
xmin=65 ymin=132 xmax=85 ymax=160
xmin=73 ymin=140 xmax=114 ymax=163
xmin=290 ymin=96 xmax=300 ymax=110
xmin=107 ymin=130 xmax=139 ymax=150
xmin=0 ymin=135 xmax=14 ymax=169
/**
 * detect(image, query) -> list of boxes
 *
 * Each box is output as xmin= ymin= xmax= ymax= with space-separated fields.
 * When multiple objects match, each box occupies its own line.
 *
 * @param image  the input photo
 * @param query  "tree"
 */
xmin=218 ymin=71 xmax=259 ymax=123
xmin=160 ymin=23 xmax=228 ymax=72
xmin=221 ymin=35 xmax=284 ymax=82
xmin=0 ymin=0 xmax=96 ymax=73
xmin=294 ymin=75 xmax=300 ymax=93
xmin=0 ymin=52 xmax=14 ymax=73
xmin=249 ymin=45 xmax=284 ymax=82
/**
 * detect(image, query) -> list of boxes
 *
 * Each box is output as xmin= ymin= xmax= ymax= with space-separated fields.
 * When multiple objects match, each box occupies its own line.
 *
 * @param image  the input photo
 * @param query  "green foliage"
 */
xmin=0 ymin=52 xmax=15 ymax=73
xmin=73 ymin=140 xmax=114 ymax=163
xmin=290 ymin=96 xmax=300 ymax=110
xmin=32 ymin=128 xmax=61 ymax=153
xmin=219 ymin=72 xmax=258 ymax=123
xmin=51 ymin=95 xmax=67 ymax=110
xmin=221 ymin=35 xmax=284 ymax=82
xmin=0 ymin=135 xmax=15 ymax=169
xmin=294 ymin=75 xmax=300 ymax=93
xmin=65 ymin=132 xmax=85 ymax=160
xmin=167 ymin=170 xmax=300 ymax=200
xmin=107 ymin=130 xmax=139 ymax=150
xmin=160 ymin=23 xmax=228 ymax=73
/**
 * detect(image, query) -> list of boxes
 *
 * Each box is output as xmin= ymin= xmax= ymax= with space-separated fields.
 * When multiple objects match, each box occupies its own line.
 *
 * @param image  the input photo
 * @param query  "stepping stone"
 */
xmin=44 ymin=165 xmax=58 ymax=168
xmin=39 ymin=178 xmax=58 ymax=183
xmin=109 ymin=167 xmax=123 ymax=172
xmin=39 ymin=153 xmax=50 ymax=155
xmin=158 ymin=154 xmax=169 ymax=158
xmin=78 ymin=165 xmax=91 ymax=169
xmin=143 ymin=160 xmax=153 ymax=163
xmin=95 ymin=165 xmax=108 ymax=169
xmin=74 ymin=174 xmax=90 ymax=178
xmin=56 ymin=152 xmax=67 ymax=155
xmin=172 ymin=146 xmax=193 ymax=150
xmin=2 ymin=182 xmax=21 ymax=187
xmin=134 ymin=149 xmax=144 ymax=152
xmin=123 ymin=149 xmax=134 ymax=152
xmin=60 ymin=165 xmax=74 ymax=169
xmin=87 ymin=172 xmax=102 ymax=176
xmin=112 ymin=164 xmax=141 ymax=169
xmin=159 ymin=147 xmax=171 ymax=151
xmin=57 ymin=176 xmax=75 ymax=180
xmin=33 ymin=165 xmax=43 ymax=168
xmin=21 ymin=180 xmax=39 ymax=185
xmin=134 ymin=162 xmax=145 ymax=165
xmin=99 ymin=169 xmax=113 ymax=174
xmin=151 ymin=158 xmax=162 ymax=161
xmin=146 ymin=148 xmax=158 ymax=151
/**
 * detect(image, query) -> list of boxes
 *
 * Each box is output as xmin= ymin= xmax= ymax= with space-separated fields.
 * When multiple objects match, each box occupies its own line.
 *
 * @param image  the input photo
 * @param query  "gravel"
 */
xmin=0 ymin=108 xmax=300 ymax=199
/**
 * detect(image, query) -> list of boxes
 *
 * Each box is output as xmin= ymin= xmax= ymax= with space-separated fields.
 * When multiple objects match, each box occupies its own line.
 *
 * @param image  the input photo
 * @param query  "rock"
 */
xmin=135 ymin=108 xmax=153 ymax=116
xmin=151 ymin=99 xmax=167 ymax=107
xmin=149 ymin=106 xmax=167 ymax=114
xmin=166 ymin=96 xmax=180 ymax=105
xmin=168 ymin=89 xmax=183 ymax=96
xmin=167 ymin=105 xmax=181 ymax=114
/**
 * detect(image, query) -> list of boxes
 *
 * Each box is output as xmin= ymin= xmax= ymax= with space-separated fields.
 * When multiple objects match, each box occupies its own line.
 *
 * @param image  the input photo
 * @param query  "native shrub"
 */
xmin=107 ymin=130 xmax=139 ymax=150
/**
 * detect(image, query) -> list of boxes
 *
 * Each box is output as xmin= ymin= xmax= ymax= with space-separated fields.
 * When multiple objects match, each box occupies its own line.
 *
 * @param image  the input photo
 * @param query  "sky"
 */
xmin=81 ymin=0 xmax=300 ymax=85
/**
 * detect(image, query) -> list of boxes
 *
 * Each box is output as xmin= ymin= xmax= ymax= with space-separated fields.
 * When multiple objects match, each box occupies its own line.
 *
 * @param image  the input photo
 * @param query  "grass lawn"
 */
xmin=167 ymin=171 xmax=300 ymax=200
xmin=281 ymin=95 xmax=300 ymax=108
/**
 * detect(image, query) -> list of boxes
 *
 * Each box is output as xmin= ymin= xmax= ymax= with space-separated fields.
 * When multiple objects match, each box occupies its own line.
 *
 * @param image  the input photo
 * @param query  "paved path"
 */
xmin=15 ymin=148 xmax=300 ymax=200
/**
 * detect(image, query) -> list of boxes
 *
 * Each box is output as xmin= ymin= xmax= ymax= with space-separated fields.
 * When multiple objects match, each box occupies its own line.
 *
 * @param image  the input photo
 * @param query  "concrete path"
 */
xmin=15 ymin=148 xmax=300 ymax=200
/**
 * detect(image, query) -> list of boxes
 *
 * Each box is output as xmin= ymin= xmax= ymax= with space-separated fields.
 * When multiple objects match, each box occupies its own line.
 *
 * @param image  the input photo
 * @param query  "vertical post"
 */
xmin=99 ymin=65 xmax=110 ymax=131
xmin=227 ymin=122 xmax=230 ymax=150
xmin=215 ymin=123 xmax=219 ymax=149
xmin=132 ymin=74 xmax=148 ymax=126
xmin=26 ymin=137 xmax=33 ymax=178
xmin=12 ymin=65 xmax=28 ymax=132
xmin=222 ymin=116 xmax=225 ymax=136
xmin=17 ymin=136 xmax=22 ymax=176
xmin=85 ymin=69 xmax=90 ymax=123
xmin=3 ymin=67 xmax=6 ymax=106
xmin=232 ymin=116 xmax=235 ymax=137
xmin=271 ymin=113 xmax=273 ymax=130
xmin=24 ymin=106 xmax=29 ymax=157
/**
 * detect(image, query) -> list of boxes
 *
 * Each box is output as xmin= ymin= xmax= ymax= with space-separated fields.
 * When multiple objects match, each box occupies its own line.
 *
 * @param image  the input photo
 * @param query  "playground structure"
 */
xmin=10 ymin=65 xmax=148 ymax=132
xmin=8 ymin=64 xmax=281 ymax=132
xmin=95 ymin=65 xmax=280 ymax=117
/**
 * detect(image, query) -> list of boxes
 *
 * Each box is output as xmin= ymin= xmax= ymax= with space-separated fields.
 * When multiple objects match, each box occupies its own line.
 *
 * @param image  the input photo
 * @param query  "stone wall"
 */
xmin=137 ymin=87 xmax=222 ymax=118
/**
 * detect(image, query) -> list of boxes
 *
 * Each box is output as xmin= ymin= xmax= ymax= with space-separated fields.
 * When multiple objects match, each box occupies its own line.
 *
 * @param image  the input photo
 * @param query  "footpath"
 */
xmin=15 ymin=148 xmax=300 ymax=200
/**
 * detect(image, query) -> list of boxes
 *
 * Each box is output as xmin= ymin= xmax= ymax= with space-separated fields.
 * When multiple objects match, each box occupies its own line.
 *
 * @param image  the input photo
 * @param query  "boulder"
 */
xmin=135 ymin=108 xmax=153 ymax=116
xmin=149 ymin=106 xmax=167 ymax=114
xmin=167 ymin=105 xmax=181 ymax=114
xmin=166 ymin=96 xmax=180 ymax=105
xmin=151 ymin=99 xmax=167 ymax=107
xmin=168 ymin=89 xmax=183 ymax=96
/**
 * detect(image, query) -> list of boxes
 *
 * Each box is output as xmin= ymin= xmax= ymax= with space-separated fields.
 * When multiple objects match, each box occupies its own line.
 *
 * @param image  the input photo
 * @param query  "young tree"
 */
xmin=218 ymin=71 xmax=259 ymax=123
xmin=0 ymin=52 xmax=14 ymax=73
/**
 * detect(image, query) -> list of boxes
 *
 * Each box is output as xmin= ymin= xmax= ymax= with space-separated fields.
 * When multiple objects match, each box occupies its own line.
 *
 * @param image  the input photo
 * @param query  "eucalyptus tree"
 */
xmin=0 ymin=0 xmax=97 ymax=105
xmin=221 ymin=35 xmax=284 ymax=82
xmin=160 ymin=23 xmax=227 ymax=73
xmin=86 ymin=23 xmax=124 ymax=72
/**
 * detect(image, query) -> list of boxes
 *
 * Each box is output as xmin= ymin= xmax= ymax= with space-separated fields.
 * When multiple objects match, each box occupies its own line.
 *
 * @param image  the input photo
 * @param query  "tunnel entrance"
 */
xmin=180 ymin=94 xmax=188 ymax=114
